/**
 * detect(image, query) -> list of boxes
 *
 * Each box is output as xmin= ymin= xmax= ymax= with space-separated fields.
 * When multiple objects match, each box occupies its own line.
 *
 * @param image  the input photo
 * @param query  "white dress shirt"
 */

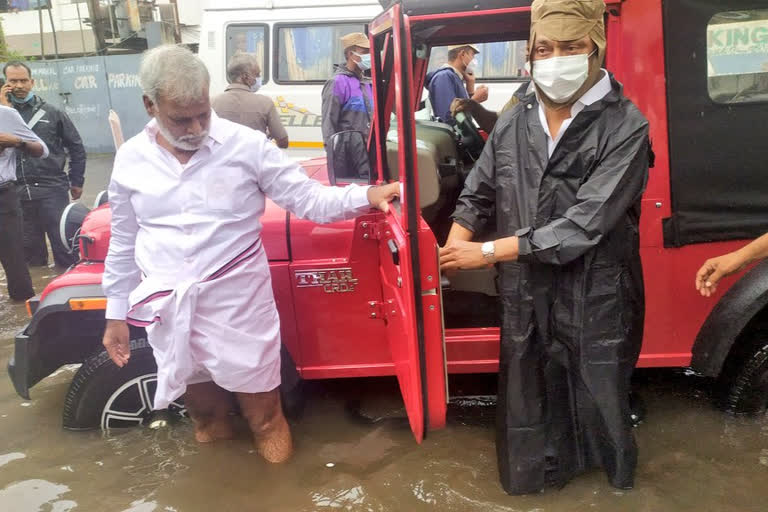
xmin=103 ymin=112 xmax=371 ymax=407
xmin=0 ymin=105 xmax=49 ymax=182
xmin=537 ymin=69 xmax=612 ymax=157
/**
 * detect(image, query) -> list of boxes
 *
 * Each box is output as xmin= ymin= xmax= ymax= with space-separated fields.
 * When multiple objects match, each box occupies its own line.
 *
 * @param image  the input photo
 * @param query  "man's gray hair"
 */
xmin=139 ymin=44 xmax=210 ymax=104
xmin=226 ymin=52 xmax=260 ymax=84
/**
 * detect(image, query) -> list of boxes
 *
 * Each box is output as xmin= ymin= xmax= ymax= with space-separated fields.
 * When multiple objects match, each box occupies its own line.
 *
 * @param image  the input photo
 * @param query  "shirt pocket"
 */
xmin=205 ymin=171 xmax=240 ymax=212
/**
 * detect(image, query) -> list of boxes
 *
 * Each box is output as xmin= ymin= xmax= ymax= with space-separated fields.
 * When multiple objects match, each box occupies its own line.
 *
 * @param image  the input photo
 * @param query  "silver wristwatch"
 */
xmin=481 ymin=241 xmax=496 ymax=264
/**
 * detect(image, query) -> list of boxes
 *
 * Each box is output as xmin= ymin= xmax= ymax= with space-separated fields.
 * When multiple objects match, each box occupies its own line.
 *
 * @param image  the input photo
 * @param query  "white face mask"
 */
xmin=464 ymin=54 xmax=476 ymax=74
xmin=525 ymin=50 xmax=596 ymax=104
xmin=250 ymin=76 xmax=262 ymax=92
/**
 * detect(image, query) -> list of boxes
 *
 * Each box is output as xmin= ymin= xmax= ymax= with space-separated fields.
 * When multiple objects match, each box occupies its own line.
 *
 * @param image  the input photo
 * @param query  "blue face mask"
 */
xmin=354 ymin=52 xmax=371 ymax=71
xmin=249 ymin=77 xmax=262 ymax=92
xmin=10 ymin=91 xmax=34 ymax=104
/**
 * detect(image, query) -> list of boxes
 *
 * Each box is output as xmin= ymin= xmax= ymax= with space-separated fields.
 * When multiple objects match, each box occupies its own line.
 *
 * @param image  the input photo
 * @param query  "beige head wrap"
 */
xmin=529 ymin=0 xmax=607 ymax=108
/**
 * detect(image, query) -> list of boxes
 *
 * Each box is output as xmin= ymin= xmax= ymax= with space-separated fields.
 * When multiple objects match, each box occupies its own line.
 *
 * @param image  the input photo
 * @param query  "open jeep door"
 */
xmin=368 ymin=4 xmax=447 ymax=442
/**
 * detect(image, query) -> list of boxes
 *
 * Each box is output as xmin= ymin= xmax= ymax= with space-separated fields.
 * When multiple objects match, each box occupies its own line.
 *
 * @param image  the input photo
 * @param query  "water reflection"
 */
xmin=0 ymin=452 xmax=25 ymax=468
xmin=0 ymin=479 xmax=75 ymax=512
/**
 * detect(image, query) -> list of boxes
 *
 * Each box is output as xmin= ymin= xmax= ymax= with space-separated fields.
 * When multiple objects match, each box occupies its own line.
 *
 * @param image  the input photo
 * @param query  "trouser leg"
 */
xmin=0 ymin=188 xmax=35 ymax=301
xmin=236 ymin=387 xmax=293 ymax=463
xmin=183 ymin=381 xmax=236 ymax=443
xmin=20 ymin=198 xmax=48 ymax=267
xmin=41 ymin=191 xmax=75 ymax=268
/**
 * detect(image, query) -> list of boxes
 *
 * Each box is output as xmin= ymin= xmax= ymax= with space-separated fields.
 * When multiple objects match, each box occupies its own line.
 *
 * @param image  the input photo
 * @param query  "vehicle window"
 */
xmin=707 ymin=9 xmax=768 ymax=104
xmin=276 ymin=23 xmax=366 ymax=83
xmin=225 ymin=25 xmax=268 ymax=82
xmin=2 ymin=0 xmax=48 ymax=13
xmin=426 ymin=41 xmax=529 ymax=80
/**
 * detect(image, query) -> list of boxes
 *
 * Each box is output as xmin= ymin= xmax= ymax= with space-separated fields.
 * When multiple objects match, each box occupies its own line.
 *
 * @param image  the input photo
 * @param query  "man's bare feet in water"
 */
xmin=237 ymin=388 xmax=293 ymax=463
xmin=183 ymin=381 xmax=237 ymax=443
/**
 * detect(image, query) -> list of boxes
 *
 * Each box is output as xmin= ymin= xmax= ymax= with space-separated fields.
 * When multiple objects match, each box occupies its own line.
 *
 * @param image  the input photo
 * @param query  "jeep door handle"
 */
xmin=387 ymin=239 xmax=400 ymax=266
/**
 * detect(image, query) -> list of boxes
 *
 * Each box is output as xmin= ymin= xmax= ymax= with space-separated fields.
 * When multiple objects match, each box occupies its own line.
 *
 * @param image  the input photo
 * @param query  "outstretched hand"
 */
xmin=367 ymin=182 xmax=400 ymax=213
xmin=103 ymin=319 xmax=131 ymax=367
xmin=695 ymin=251 xmax=746 ymax=297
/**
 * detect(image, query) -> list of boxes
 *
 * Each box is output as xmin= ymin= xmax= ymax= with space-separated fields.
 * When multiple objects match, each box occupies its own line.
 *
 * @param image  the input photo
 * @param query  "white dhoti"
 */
xmin=126 ymin=240 xmax=281 ymax=410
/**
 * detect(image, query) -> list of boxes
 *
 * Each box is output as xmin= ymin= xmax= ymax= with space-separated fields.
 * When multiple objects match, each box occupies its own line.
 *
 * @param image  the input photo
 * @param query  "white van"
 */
xmin=199 ymin=0 xmax=383 ymax=158
xmin=199 ymin=0 xmax=528 ymax=156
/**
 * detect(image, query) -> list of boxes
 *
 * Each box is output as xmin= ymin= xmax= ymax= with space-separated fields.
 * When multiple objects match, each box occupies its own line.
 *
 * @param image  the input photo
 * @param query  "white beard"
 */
xmin=156 ymin=118 xmax=208 ymax=151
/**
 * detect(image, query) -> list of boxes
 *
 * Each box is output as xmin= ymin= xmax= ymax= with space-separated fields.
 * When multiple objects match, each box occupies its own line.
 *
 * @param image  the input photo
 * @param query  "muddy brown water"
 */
xmin=0 ymin=154 xmax=767 ymax=511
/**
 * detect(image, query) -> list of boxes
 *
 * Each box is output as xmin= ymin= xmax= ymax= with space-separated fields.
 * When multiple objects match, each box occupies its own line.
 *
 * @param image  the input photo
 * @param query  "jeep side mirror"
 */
xmin=326 ymin=130 xmax=372 ymax=186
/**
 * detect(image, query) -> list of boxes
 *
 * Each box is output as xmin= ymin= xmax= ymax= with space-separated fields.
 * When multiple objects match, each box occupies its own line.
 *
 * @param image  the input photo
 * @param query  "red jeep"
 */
xmin=9 ymin=0 xmax=768 ymax=439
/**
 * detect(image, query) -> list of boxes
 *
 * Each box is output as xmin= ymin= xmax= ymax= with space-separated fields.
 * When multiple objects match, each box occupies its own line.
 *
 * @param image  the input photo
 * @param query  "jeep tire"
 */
xmin=718 ymin=333 xmax=768 ymax=415
xmin=63 ymin=337 xmax=179 ymax=430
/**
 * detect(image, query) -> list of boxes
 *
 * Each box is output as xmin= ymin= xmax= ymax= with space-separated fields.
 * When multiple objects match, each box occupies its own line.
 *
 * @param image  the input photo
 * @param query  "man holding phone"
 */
xmin=426 ymin=44 xmax=489 ymax=125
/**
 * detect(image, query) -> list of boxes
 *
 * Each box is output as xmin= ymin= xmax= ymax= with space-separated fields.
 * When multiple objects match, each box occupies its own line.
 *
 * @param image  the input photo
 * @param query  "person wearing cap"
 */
xmin=425 ymin=44 xmax=489 ymax=125
xmin=440 ymin=0 xmax=651 ymax=494
xmin=321 ymin=33 xmax=374 ymax=176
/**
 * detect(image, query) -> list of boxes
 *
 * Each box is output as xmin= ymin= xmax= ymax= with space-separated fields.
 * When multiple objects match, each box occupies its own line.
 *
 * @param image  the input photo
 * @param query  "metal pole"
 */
xmin=47 ymin=6 xmax=60 ymax=59
xmin=37 ymin=3 xmax=46 ymax=59
xmin=107 ymin=1 xmax=118 ymax=46
xmin=76 ymin=1 xmax=87 ymax=56
xmin=86 ymin=0 xmax=108 ymax=55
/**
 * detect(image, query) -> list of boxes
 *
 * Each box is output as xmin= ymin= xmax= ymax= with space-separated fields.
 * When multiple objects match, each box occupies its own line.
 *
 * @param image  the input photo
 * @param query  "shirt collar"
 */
xmin=576 ymin=69 xmax=611 ymax=107
xmin=144 ymin=109 xmax=224 ymax=149
xmin=440 ymin=63 xmax=464 ymax=80
xmin=224 ymin=83 xmax=251 ymax=92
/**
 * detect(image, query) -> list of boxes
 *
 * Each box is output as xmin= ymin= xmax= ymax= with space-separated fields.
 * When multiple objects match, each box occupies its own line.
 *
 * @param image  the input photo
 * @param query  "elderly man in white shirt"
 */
xmin=101 ymin=45 xmax=398 ymax=463
xmin=0 ymin=105 xmax=48 ymax=301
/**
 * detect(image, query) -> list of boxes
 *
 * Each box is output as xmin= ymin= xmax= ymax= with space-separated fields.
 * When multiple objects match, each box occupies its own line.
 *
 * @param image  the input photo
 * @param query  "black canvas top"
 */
xmin=379 ymin=0 xmax=532 ymax=16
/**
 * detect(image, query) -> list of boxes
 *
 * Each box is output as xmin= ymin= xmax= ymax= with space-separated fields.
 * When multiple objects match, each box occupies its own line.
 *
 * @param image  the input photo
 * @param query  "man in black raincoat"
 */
xmin=440 ymin=0 xmax=650 ymax=495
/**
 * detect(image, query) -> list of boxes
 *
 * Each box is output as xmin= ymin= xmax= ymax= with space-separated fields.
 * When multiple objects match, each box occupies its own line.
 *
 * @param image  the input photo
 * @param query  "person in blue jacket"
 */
xmin=426 ymin=44 xmax=489 ymax=125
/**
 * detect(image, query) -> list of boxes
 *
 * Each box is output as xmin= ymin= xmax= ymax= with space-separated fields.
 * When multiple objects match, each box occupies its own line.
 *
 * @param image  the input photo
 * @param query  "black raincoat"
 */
xmin=452 ymin=75 xmax=650 ymax=495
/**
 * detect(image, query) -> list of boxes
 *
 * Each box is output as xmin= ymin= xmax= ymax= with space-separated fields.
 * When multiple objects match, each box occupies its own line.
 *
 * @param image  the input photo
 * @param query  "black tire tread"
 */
xmin=718 ymin=334 xmax=768 ymax=415
xmin=62 ymin=337 xmax=154 ymax=430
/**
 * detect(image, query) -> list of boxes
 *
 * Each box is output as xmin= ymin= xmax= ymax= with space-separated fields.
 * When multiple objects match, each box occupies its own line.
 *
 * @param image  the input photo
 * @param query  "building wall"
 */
xmin=5 ymin=53 xmax=148 ymax=153
xmin=2 ymin=1 xmax=96 ymax=56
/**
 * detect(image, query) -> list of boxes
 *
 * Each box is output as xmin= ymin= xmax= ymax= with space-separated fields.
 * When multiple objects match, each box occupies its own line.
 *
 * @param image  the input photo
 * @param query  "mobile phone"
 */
xmin=0 ymin=78 xmax=10 ymax=103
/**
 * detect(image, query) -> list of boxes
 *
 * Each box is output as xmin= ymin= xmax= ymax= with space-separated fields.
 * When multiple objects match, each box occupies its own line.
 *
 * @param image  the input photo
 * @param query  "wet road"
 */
xmin=0 ymin=154 xmax=767 ymax=511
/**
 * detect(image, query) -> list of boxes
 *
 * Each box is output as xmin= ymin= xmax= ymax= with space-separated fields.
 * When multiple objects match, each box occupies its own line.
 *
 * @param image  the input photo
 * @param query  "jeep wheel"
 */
xmin=62 ymin=337 xmax=186 ymax=431
xmin=718 ymin=332 xmax=768 ymax=415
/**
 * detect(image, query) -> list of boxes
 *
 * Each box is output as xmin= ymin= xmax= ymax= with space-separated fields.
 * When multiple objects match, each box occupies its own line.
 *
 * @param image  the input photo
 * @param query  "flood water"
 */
xmin=0 ymin=154 xmax=767 ymax=511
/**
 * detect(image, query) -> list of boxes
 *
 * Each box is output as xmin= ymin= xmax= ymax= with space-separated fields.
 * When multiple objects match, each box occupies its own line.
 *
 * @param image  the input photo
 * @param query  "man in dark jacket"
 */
xmin=426 ymin=44 xmax=488 ymax=125
xmin=440 ymin=0 xmax=650 ymax=495
xmin=2 ymin=61 xmax=86 ymax=268
xmin=321 ymin=32 xmax=373 ymax=180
